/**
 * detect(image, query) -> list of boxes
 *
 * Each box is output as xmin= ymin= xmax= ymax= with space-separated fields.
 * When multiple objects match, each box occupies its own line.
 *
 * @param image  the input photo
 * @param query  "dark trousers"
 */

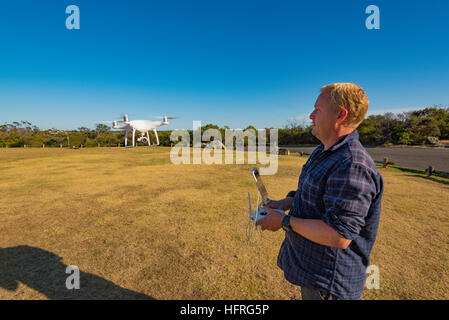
xmin=301 ymin=286 xmax=342 ymax=300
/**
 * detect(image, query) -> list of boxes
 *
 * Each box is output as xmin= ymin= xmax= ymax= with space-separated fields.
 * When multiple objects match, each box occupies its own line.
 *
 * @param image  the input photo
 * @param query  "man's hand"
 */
xmin=267 ymin=197 xmax=294 ymax=211
xmin=255 ymin=205 xmax=285 ymax=232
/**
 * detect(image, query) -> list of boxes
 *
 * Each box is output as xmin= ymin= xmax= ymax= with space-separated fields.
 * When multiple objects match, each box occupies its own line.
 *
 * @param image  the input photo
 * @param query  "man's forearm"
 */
xmin=289 ymin=217 xmax=351 ymax=249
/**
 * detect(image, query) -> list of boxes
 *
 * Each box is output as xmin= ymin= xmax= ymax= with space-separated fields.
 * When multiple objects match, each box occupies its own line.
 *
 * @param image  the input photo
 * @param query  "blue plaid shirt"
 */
xmin=277 ymin=130 xmax=383 ymax=300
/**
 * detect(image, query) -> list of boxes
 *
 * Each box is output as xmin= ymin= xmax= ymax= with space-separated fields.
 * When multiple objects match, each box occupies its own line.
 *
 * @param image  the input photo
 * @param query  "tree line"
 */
xmin=1 ymin=107 xmax=448 ymax=148
xmin=280 ymin=106 xmax=449 ymax=146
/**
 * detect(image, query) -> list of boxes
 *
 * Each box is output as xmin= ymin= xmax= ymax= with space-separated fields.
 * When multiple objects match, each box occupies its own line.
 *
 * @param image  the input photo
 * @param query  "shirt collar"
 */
xmin=321 ymin=130 xmax=359 ymax=152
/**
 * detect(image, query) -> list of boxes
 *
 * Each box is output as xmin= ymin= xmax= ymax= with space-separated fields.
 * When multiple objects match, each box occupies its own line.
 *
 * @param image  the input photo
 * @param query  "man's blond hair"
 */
xmin=320 ymin=83 xmax=369 ymax=128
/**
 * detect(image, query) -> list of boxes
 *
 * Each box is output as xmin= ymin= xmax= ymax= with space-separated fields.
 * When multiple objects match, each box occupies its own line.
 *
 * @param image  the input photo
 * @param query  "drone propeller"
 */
xmin=98 ymin=113 xmax=129 ymax=124
xmin=152 ymin=116 xmax=178 ymax=119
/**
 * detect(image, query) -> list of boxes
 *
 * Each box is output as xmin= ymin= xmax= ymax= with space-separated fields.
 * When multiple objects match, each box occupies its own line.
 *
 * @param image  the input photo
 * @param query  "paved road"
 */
xmin=281 ymin=146 xmax=449 ymax=172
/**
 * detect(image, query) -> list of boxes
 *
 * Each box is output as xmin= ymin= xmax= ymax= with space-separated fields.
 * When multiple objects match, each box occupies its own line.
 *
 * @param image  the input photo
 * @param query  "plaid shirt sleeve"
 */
xmin=321 ymin=161 xmax=377 ymax=240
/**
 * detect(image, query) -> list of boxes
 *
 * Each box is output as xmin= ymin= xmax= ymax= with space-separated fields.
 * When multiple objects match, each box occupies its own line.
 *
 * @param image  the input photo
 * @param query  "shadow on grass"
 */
xmin=0 ymin=245 xmax=154 ymax=300
xmin=384 ymin=166 xmax=449 ymax=187
xmin=403 ymin=174 xmax=449 ymax=187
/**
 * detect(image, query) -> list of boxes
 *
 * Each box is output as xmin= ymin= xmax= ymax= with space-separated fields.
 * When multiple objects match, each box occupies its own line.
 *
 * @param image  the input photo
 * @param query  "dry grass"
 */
xmin=0 ymin=147 xmax=448 ymax=300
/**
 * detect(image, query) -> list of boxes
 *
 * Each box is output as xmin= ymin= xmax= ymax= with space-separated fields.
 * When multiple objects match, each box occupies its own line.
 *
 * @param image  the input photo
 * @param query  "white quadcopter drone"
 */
xmin=104 ymin=114 xmax=177 ymax=147
xmin=247 ymin=168 xmax=285 ymax=245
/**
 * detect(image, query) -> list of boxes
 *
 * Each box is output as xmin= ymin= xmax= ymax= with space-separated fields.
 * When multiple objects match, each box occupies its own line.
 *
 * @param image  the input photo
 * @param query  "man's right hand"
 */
xmin=267 ymin=197 xmax=294 ymax=211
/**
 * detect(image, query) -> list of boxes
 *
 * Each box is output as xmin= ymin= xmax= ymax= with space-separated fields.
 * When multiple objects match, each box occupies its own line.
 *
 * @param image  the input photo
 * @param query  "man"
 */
xmin=256 ymin=83 xmax=383 ymax=300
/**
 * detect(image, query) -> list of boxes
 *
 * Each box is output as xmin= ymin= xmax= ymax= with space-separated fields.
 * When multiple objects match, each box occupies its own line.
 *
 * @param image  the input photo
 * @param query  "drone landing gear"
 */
xmin=125 ymin=129 xmax=129 ymax=147
xmin=153 ymin=129 xmax=159 ymax=146
xmin=132 ymin=129 xmax=136 ymax=147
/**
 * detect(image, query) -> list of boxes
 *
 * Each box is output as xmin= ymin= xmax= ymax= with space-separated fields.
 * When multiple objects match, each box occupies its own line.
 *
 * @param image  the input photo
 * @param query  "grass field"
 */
xmin=0 ymin=147 xmax=448 ymax=299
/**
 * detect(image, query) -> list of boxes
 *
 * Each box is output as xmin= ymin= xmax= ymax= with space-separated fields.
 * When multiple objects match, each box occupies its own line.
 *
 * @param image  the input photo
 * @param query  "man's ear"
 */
xmin=336 ymin=108 xmax=348 ymax=124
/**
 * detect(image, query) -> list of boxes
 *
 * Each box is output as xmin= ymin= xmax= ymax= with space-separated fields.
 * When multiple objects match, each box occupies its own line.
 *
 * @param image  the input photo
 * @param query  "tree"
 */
xmin=394 ymin=131 xmax=411 ymax=145
xmin=95 ymin=123 xmax=110 ymax=134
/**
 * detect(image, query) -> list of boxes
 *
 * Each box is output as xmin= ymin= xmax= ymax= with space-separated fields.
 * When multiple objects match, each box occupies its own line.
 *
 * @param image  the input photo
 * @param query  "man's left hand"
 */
xmin=255 ymin=205 xmax=285 ymax=231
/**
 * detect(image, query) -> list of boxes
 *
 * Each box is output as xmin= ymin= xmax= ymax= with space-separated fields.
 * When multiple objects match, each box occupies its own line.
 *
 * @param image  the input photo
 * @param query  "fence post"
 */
xmin=427 ymin=165 xmax=434 ymax=177
xmin=383 ymin=157 xmax=388 ymax=168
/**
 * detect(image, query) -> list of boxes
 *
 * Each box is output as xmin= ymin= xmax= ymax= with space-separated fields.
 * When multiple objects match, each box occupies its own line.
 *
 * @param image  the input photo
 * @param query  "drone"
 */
xmin=247 ymin=168 xmax=285 ymax=245
xmin=104 ymin=114 xmax=176 ymax=147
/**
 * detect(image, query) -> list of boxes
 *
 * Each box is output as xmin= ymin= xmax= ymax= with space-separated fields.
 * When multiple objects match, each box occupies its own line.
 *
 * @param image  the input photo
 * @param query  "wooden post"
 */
xmin=427 ymin=165 xmax=434 ymax=177
xmin=383 ymin=157 xmax=388 ymax=168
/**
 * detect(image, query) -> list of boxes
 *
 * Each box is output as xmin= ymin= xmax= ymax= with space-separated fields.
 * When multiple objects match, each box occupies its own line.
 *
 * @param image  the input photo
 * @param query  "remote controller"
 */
xmin=254 ymin=198 xmax=285 ymax=221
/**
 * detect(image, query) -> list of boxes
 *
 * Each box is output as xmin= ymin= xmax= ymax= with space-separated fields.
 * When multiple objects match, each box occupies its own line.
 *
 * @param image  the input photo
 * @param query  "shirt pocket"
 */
xmin=297 ymin=168 xmax=326 ymax=217
xmin=302 ymin=169 xmax=323 ymax=195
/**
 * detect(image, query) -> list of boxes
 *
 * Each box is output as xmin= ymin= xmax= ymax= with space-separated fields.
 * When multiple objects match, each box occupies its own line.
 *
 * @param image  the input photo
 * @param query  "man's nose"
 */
xmin=309 ymin=111 xmax=315 ymax=120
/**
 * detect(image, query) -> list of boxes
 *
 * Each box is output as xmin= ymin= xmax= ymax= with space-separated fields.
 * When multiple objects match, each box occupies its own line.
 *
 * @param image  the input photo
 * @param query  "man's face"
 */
xmin=309 ymin=92 xmax=339 ymax=141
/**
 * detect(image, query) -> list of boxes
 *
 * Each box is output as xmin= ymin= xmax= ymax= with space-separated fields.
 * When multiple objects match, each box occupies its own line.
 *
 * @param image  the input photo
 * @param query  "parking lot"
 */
xmin=283 ymin=146 xmax=449 ymax=172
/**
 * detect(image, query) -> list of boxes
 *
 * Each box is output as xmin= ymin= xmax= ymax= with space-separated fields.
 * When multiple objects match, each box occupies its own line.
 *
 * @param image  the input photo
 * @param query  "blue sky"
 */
xmin=0 ymin=0 xmax=448 ymax=130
